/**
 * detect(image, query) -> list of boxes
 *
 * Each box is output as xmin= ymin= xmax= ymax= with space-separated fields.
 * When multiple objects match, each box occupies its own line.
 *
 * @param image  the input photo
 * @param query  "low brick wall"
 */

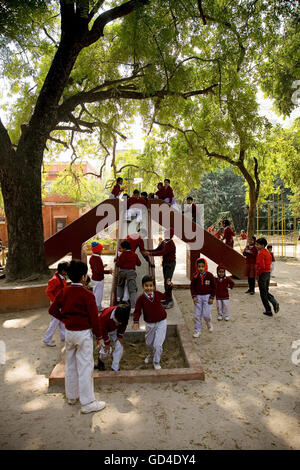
xmin=0 ymin=284 xmax=49 ymax=313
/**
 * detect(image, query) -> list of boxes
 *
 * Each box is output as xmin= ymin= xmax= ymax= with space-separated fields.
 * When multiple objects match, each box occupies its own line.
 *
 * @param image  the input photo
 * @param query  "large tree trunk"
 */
xmin=1 ymin=156 xmax=48 ymax=281
xmin=246 ymin=182 xmax=257 ymax=243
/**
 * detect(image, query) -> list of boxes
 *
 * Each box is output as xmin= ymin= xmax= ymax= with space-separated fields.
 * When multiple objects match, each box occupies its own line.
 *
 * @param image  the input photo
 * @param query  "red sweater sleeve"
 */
xmin=86 ymin=293 xmax=101 ymax=338
xmin=227 ymin=278 xmax=235 ymax=289
xmin=46 ymin=277 xmax=61 ymax=302
xmin=49 ymin=289 xmax=64 ymax=319
xmin=148 ymin=241 xmax=171 ymax=257
xmin=133 ymin=295 xmax=143 ymax=323
xmin=135 ymin=253 xmax=141 ymax=267
xmin=209 ymin=273 xmax=216 ymax=299
xmin=190 ymin=277 xmax=197 ymax=297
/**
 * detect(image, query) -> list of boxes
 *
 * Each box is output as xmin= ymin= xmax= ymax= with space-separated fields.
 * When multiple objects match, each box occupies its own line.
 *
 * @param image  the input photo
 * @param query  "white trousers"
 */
xmin=126 ymin=207 xmax=143 ymax=222
xmin=44 ymin=314 xmax=65 ymax=342
xmin=65 ymin=329 xmax=95 ymax=406
xmin=145 ymin=319 xmax=167 ymax=364
xmin=92 ymin=279 xmax=104 ymax=310
xmin=194 ymin=294 xmax=212 ymax=333
xmin=217 ymin=299 xmax=230 ymax=318
xmin=271 ymin=262 xmax=275 ymax=276
xmin=99 ymin=330 xmax=123 ymax=371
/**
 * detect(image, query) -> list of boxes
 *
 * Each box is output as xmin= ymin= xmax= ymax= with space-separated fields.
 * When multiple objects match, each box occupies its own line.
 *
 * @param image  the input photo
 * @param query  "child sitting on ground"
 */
xmin=94 ymin=303 xmax=130 ymax=372
xmin=43 ymin=262 xmax=69 ymax=347
xmin=115 ymin=240 xmax=141 ymax=312
xmin=215 ymin=264 xmax=235 ymax=321
xmin=89 ymin=241 xmax=113 ymax=312
xmin=190 ymin=258 xmax=215 ymax=338
xmin=133 ymin=275 xmax=173 ymax=370
xmin=49 ymin=260 xmax=105 ymax=414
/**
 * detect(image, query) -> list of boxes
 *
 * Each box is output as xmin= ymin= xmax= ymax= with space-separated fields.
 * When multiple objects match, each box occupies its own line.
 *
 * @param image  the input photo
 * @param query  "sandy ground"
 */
xmin=0 ymin=252 xmax=300 ymax=450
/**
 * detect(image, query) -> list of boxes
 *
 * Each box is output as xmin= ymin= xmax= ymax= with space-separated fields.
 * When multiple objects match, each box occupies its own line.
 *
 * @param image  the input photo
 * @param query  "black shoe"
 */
xmin=263 ymin=311 xmax=273 ymax=317
xmin=164 ymin=300 xmax=174 ymax=309
xmin=249 ymin=291 xmax=255 ymax=295
xmin=274 ymin=302 xmax=280 ymax=313
xmin=94 ymin=359 xmax=106 ymax=371
xmin=245 ymin=289 xmax=251 ymax=294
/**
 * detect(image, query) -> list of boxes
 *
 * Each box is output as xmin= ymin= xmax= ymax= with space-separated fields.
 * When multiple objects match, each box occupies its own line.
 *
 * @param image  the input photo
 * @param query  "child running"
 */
xmin=89 ymin=241 xmax=112 ymax=312
xmin=94 ymin=303 xmax=130 ymax=372
xmin=215 ymin=264 xmax=235 ymax=321
xmin=190 ymin=258 xmax=215 ymax=337
xmin=43 ymin=262 xmax=69 ymax=347
xmin=49 ymin=260 xmax=105 ymax=414
xmin=133 ymin=275 xmax=173 ymax=370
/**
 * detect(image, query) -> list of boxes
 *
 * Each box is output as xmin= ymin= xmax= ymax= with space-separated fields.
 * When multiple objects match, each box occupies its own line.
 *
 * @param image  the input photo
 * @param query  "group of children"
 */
xmin=41 ymin=175 xmax=280 ymax=414
xmin=110 ymin=177 xmax=176 ymax=207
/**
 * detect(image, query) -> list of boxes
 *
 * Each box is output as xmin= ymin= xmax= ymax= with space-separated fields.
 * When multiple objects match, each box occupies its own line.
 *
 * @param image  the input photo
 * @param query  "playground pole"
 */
xmin=268 ymin=201 xmax=271 ymax=247
xmin=272 ymin=193 xmax=275 ymax=251
xmin=283 ymin=201 xmax=286 ymax=257
xmin=281 ymin=192 xmax=283 ymax=257
xmin=294 ymin=207 xmax=297 ymax=258
xmin=277 ymin=193 xmax=280 ymax=257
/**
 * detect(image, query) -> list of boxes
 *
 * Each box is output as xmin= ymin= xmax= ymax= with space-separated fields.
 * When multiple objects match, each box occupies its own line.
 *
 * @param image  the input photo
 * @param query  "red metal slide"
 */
xmin=44 ymin=199 xmax=246 ymax=278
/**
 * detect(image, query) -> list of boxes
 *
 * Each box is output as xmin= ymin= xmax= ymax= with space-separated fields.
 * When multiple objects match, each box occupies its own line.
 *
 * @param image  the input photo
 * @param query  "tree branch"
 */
xmin=116 ymin=163 xmax=160 ymax=178
xmin=48 ymin=136 xmax=69 ymax=148
xmin=85 ymin=0 xmax=151 ymax=46
xmin=197 ymin=1 xmax=207 ymax=25
xmin=0 ymin=118 xmax=15 ymax=167
xmin=57 ymin=83 xmax=219 ymax=124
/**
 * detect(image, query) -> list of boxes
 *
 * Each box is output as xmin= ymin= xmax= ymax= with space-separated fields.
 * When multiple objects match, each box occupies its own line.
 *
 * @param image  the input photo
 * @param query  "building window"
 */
xmin=56 ymin=219 xmax=66 ymax=232
xmin=44 ymin=181 xmax=53 ymax=193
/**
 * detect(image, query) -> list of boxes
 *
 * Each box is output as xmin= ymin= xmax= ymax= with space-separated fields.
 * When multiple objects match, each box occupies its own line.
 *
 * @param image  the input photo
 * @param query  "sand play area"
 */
xmin=0 ymin=255 xmax=299 ymax=450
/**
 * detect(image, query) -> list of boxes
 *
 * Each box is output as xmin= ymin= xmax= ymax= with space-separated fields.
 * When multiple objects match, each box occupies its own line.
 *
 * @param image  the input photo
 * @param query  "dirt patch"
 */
xmin=94 ymin=336 xmax=187 ymax=371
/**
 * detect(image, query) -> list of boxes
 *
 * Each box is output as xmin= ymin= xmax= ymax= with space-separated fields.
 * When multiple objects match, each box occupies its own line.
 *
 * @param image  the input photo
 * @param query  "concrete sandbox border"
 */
xmin=48 ymin=323 xmax=205 ymax=388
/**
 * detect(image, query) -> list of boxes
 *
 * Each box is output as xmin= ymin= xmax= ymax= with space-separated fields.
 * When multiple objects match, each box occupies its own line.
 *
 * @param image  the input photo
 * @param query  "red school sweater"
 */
xmin=256 ymin=249 xmax=272 ymax=276
xmin=190 ymin=271 xmax=216 ymax=299
xmin=133 ymin=290 xmax=169 ymax=324
xmin=155 ymin=187 xmax=165 ymax=199
xmin=243 ymin=244 xmax=258 ymax=264
xmin=98 ymin=306 xmax=128 ymax=345
xmin=89 ymin=254 xmax=110 ymax=281
xmin=215 ymin=276 xmax=235 ymax=300
xmin=116 ymin=250 xmax=141 ymax=270
xmin=49 ymin=284 xmax=101 ymax=337
xmin=147 ymin=239 xmax=176 ymax=263
xmin=164 ymin=186 xmax=174 ymax=201
xmin=45 ymin=272 xmax=67 ymax=303
xmin=111 ymin=183 xmax=122 ymax=197
xmin=127 ymin=196 xmax=149 ymax=209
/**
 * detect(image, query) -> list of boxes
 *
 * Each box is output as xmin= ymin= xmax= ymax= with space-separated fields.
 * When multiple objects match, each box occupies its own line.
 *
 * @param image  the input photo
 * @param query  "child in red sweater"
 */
xmin=49 ymin=260 xmax=106 ymax=414
xmin=215 ymin=264 xmax=235 ymax=321
xmin=110 ymin=177 xmax=124 ymax=199
xmin=256 ymin=238 xmax=279 ymax=317
xmin=43 ymin=262 xmax=68 ymax=347
xmin=133 ymin=275 xmax=172 ymax=370
xmin=94 ymin=303 xmax=130 ymax=372
xmin=89 ymin=241 xmax=112 ymax=312
xmin=190 ymin=258 xmax=215 ymax=337
xmin=116 ymin=240 xmax=141 ymax=311
xmin=145 ymin=228 xmax=176 ymax=308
